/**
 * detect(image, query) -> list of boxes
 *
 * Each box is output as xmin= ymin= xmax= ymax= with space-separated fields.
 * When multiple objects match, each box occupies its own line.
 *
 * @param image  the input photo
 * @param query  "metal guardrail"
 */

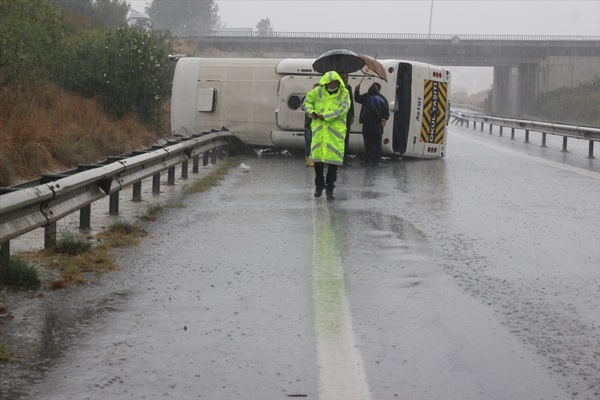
xmin=450 ymin=103 xmax=484 ymax=114
xmin=450 ymin=111 xmax=600 ymax=157
xmin=0 ymin=130 xmax=238 ymax=263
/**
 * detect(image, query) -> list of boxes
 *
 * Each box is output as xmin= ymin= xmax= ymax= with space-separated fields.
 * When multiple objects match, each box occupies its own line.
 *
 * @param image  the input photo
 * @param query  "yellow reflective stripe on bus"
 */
xmin=420 ymin=80 xmax=447 ymax=144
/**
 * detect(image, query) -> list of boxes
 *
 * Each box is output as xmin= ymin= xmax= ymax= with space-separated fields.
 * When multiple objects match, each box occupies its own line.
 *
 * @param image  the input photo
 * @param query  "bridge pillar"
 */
xmin=491 ymin=66 xmax=510 ymax=115
xmin=517 ymin=63 xmax=539 ymax=116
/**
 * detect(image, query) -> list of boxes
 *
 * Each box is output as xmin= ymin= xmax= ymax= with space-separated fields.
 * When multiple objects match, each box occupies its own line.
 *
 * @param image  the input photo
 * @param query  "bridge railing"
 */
xmin=182 ymin=31 xmax=600 ymax=42
xmin=0 ymin=130 xmax=238 ymax=265
xmin=450 ymin=110 xmax=600 ymax=157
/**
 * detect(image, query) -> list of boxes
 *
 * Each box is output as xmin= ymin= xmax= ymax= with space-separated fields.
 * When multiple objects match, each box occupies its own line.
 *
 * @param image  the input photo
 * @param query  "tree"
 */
xmin=146 ymin=0 xmax=221 ymax=36
xmin=93 ymin=0 xmax=130 ymax=27
xmin=0 ymin=0 xmax=64 ymax=92
xmin=54 ymin=27 xmax=176 ymax=126
xmin=256 ymin=18 xmax=273 ymax=33
xmin=53 ymin=0 xmax=129 ymax=27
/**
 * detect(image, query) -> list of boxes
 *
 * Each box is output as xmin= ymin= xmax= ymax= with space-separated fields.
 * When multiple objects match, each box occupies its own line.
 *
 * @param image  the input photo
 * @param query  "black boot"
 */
xmin=325 ymin=185 xmax=334 ymax=200
xmin=314 ymin=187 xmax=324 ymax=198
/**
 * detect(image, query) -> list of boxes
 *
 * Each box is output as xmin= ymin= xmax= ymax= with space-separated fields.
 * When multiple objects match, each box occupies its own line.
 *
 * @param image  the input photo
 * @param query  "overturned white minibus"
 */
xmin=171 ymin=57 xmax=450 ymax=159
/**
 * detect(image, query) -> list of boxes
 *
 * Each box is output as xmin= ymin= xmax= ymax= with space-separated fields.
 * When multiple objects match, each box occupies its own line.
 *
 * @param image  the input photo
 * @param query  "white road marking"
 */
xmin=311 ymin=205 xmax=372 ymax=400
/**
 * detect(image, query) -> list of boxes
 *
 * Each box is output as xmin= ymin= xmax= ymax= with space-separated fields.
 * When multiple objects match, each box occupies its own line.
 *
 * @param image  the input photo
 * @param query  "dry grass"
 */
xmin=21 ymin=222 xmax=144 ymax=290
xmin=184 ymin=158 xmax=242 ymax=194
xmin=0 ymin=342 xmax=14 ymax=361
xmin=0 ymin=84 xmax=159 ymax=186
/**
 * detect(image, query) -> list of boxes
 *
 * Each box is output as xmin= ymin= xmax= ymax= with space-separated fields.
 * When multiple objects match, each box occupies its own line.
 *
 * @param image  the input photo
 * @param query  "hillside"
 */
xmin=0 ymin=84 xmax=164 ymax=187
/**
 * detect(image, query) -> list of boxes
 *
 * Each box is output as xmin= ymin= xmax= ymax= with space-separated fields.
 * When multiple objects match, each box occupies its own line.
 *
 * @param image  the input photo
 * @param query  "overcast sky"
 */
xmin=129 ymin=0 xmax=600 ymax=36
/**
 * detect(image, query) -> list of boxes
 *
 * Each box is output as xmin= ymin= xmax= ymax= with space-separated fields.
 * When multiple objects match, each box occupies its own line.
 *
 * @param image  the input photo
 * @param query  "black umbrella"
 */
xmin=312 ymin=49 xmax=366 ymax=74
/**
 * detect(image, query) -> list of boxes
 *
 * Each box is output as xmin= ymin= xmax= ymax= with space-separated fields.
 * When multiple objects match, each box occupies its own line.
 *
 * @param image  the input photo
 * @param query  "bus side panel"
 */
xmin=198 ymin=61 xmax=281 ymax=147
xmin=172 ymin=58 xmax=281 ymax=147
xmin=277 ymin=75 xmax=320 ymax=131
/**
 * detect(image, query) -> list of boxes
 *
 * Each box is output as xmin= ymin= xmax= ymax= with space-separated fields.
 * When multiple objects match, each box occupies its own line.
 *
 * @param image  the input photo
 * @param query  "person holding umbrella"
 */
xmin=355 ymin=82 xmax=389 ymax=165
xmin=303 ymin=71 xmax=351 ymax=200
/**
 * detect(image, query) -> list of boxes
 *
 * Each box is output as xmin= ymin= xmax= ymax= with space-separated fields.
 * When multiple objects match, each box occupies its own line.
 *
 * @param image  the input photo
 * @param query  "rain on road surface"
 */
xmin=2 ymin=124 xmax=600 ymax=400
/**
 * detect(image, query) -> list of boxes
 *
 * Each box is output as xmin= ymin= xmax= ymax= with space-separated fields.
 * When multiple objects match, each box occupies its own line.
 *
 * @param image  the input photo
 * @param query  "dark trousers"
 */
xmin=304 ymin=126 xmax=312 ymax=157
xmin=314 ymin=162 xmax=338 ymax=189
xmin=363 ymin=132 xmax=382 ymax=163
xmin=343 ymin=125 xmax=351 ymax=164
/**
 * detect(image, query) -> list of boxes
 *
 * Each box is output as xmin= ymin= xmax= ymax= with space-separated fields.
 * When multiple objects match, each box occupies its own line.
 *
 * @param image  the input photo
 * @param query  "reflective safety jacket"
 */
xmin=303 ymin=71 xmax=350 ymax=165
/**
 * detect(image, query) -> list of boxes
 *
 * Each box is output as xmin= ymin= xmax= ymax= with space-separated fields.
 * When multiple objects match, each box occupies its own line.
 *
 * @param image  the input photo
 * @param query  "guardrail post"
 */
xmin=499 ymin=126 xmax=503 ymax=137
xmin=109 ymin=191 xmax=119 ymax=215
xmin=562 ymin=137 xmax=568 ymax=152
xmin=181 ymin=160 xmax=189 ymax=179
xmin=211 ymin=149 xmax=218 ymax=164
xmin=525 ymin=129 xmax=530 ymax=143
xmin=132 ymin=182 xmax=142 ymax=202
xmin=192 ymin=155 xmax=200 ymax=172
xmin=488 ymin=124 xmax=492 ymax=134
xmin=217 ymin=148 xmax=224 ymax=160
xmin=480 ymin=122 xmax=484 ymax=132
xmin=542 ymin=132 xmax=547 ymax=147
xmin=167 ymin=166 xmax=176 ymax=185
xmin=44 ymin=223 xmax=57 ymax=249
xmin=0 ymin=242 xmax=9 ymax=268
xmin=588 ymin=141 xmax=595 ymax=158
xmin=152 ymin=173 xmax=161 ymax=194
xmin=511 ymin=127 xmax=515 ymax=139
xmin=466 ymin=120 xmax=470 ymax=128
xmin=80 ymin=205 xmax=91 ymax=230
xmin=203 ymin=151 xmax=210 ymax=166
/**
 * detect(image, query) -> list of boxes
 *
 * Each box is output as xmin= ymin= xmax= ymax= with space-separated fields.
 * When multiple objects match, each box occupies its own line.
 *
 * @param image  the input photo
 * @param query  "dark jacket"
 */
xmin=363 ymin=85 xmax=390 ymax=134
xmin=355 ymin=84 xmax=388 ymax=124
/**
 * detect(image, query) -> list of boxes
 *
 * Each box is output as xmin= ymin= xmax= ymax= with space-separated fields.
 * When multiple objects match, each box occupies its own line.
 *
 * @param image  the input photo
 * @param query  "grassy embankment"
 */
xmin=0 ymin=84 xmax=160 ymax=187
xmin=0 ymin=87 xmax=243 ymax=286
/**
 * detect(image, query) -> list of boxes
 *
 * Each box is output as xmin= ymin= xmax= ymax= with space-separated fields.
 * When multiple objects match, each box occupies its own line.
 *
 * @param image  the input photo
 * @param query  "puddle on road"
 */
xmin=1 ymin=288 xmax=132 ymax=399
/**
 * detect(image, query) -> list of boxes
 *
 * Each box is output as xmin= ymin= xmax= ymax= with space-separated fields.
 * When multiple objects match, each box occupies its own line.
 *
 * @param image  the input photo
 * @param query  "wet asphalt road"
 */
xmin=2 ymin=124 xmax=600 ymax=400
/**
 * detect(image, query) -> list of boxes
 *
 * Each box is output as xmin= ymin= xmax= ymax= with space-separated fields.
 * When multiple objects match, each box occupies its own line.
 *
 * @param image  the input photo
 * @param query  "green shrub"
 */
xmin=56 ymin=231 xmax=93 ymax=255
xmin=107 ymin=220 xmax=143 ymax=235
xmin=97 ymin=220 xmax=145 ymax=248
xmin=0 ymin=257 xmax=41 ymax=287
xmin=53 ymin=26 xmax=176 ymax=126
xmin=141 ymin=205 xmax=163 ymax=221
xmin=0 ymin=0 xmax=64 ymax=92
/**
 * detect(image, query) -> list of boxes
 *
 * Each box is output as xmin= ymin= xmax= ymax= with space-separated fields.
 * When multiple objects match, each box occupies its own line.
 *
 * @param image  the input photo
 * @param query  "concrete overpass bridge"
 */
xmin=180 ymin=31 xmax=600 ymax=116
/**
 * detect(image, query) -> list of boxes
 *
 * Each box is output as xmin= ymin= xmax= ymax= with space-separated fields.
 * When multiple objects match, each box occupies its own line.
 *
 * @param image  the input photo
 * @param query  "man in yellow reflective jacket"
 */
xmin=303 ymin=71 xmax=350 ymax=200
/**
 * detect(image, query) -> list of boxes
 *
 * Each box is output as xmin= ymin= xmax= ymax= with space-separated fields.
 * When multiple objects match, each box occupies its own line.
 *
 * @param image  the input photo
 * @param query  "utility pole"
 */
xmin=428 ymin=0 xmax=434 ymax=38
